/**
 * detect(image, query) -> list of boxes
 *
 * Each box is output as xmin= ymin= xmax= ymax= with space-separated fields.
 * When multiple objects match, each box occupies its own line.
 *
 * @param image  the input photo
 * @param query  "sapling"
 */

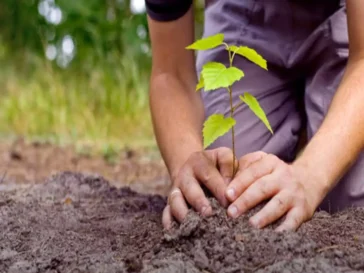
xmin=186 ymin=33 xmax=273 ymax=177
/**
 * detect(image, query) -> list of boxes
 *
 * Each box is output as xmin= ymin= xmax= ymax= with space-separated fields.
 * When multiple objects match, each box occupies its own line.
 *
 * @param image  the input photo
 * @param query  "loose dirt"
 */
xmin=1 ymin=172 xmax=364 ymax=273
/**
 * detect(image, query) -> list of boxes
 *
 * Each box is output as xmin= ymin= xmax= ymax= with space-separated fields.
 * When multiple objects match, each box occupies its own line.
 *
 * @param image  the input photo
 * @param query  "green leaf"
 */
xmin=228 ymin=45 xmax=268 ymax=70
xmin=186 ymin=33 xmax=224 ymax=50
xmin=196 ymin=73 xmax=204 ymax=91
xmin=203 ymin=114 xmax=236 ymax=148
xmin=240 ymin=93 xmax=273 ymax=134
xmin=202 ymin=62 xmax=244 ymax=91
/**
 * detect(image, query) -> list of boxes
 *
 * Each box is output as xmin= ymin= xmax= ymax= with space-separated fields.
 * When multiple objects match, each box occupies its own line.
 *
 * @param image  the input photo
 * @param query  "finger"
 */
xmin=211 ymin=147 xmax=238 ymax=184
xmin=227 ymin=174 xmax=278 ymax=218
xmin=249 ymin=191 xmax=293 ymax=229
xmin=192 ymin=154 xmax=229 ymax=207
xmin=178 ymin=174 xmax=212 ymax=216
xmin=275 ymin=207 xmax=306 ymax=232
xmin=169 ymin=188 xmax=189 ymax=223
xmin=226 ymin=154 xmax=277 ymax=202
xmin=162 ymin=205 xmax=173 ymax=230
xmin=238 ymin=151 xmax=267 ymax=170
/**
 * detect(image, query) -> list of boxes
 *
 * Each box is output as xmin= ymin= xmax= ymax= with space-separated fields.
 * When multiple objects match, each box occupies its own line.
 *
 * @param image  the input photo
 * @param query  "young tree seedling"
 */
xmin=186 ymin=33 xmax=273 ymax=177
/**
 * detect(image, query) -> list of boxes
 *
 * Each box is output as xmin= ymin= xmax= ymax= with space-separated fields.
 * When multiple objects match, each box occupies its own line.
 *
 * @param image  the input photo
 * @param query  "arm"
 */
xmin=224 ymin=1 xmax=364 ymax=231
xmin=293 ymin=0 xmax=364 ymax=191
xmin=148 ymin=7 xmax=203 ymax=180
xmin=147 ymin=5 xmax=234 ymax=228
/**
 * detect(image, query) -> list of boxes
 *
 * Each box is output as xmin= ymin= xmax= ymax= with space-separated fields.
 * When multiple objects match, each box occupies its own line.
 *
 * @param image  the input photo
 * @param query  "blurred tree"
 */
xmin=0 ymin=0 xmax=150 ymax=70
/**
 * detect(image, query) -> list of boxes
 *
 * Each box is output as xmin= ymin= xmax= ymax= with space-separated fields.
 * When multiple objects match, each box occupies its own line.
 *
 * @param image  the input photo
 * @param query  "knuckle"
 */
xmin=232 ymin=173 xmax=245 ymax=189
xmin=281 ymin=166 xmax=294 ymax=182
xmin=255 ymin=151 xmax=268 ymax=157
xmin=200 ymin=169 xmax=212 ymax=184
xmin=266 ymin=153 xmax=279 ymax=162
xmin=238 ymin=196 xmax=250 ymax=209
xmin=217 ymin=146 xmax=232 ymax=155
xmin=275 ymin=196 xmax=285 ymax=209
xmin=168 ymin=193 xmax=179 ymax=204
xmin=249 ymin=165 xmax=263 ymax=180
xmin=266 ymin=154 xmax=281 ymax=168
xmin=258 ymin=179 xmax=269 ymax=196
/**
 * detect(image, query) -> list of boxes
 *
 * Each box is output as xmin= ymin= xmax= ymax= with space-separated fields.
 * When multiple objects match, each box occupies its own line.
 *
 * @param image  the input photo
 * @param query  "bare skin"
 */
xmin=148 ymin=0 xmax=364 ymax=231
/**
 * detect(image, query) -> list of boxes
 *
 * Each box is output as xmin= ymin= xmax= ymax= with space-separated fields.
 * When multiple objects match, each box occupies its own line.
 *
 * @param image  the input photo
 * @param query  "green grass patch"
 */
xmin=0 ymin=51 xmax=156 ymax=152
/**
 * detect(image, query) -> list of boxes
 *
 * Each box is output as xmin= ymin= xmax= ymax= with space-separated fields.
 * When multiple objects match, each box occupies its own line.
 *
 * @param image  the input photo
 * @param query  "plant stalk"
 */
xmin=228 ymin=86 xmax=237 ymax=177
xmin=227 ymin=48 xmax=238 ymax=178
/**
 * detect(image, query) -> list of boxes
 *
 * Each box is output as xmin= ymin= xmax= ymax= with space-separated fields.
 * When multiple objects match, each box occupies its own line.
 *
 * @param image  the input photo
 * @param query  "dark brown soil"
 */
xmin=1 ymin=172 xmax=364 ymax=273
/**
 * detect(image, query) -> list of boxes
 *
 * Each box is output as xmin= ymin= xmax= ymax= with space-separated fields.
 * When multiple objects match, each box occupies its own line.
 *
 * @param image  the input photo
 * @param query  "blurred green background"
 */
xmin=0 ymin=0 xmax=203 ymax=152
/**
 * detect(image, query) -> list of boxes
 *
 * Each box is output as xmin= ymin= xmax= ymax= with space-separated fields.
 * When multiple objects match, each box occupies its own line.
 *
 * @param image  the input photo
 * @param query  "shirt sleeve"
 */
xmin=145 ymin=0 xmax=193 ymax=22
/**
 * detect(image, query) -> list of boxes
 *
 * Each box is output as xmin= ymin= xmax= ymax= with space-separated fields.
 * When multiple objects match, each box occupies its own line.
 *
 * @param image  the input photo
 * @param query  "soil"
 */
xmin=0 ymin=138 xmax=169 ymax=195
xmin=1 ymin=172 xmax=364 ymax=273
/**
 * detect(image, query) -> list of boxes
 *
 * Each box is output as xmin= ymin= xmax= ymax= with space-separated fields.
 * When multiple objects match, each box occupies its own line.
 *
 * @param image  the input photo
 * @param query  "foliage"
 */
xmin=0 ymin=0 xmax=154 ymax=150
xmin=201 ymin=62 xmax=244 ymax=91
xmin=186 ymin=33 xmax=273 ymax=175
xmin=202 ymin=114 xmax=236 ymax=148
xmin=0 ymin=0 xmax=149 ymax=66
xmin=240 ymin=93 xmax=273 ymax=134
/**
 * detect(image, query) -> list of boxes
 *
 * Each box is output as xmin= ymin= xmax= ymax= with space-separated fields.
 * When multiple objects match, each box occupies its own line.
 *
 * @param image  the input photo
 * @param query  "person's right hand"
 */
xmin=162 ymin=147 xmax=237 ymax=229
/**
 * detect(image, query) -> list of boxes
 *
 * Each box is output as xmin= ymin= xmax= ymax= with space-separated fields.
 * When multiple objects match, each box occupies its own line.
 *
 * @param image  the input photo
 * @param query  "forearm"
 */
xmin=294 ymin=58 xmax=364 ymax=193
xmin=147 ymin=7 xmax=203 ymax=179
xmin=150 ymin=74 xmax=204 ymax=179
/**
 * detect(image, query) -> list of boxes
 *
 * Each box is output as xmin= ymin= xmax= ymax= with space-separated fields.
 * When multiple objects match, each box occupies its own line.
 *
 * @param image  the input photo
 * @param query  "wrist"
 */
xmin=292 ymin=159 xmax=331 ymax=207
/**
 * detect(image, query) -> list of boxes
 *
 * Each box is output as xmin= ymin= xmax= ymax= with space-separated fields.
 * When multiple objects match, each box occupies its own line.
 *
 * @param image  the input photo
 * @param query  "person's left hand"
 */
xmin=225 ymin=151 xmax=329 ymax=231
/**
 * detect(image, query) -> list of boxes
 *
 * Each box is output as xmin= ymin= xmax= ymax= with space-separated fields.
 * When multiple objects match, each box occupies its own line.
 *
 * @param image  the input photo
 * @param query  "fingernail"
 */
xmin=226 ymin=188 xmax=236 ymax=200
xmin=228 ymin=205 xmax=238 ymax=218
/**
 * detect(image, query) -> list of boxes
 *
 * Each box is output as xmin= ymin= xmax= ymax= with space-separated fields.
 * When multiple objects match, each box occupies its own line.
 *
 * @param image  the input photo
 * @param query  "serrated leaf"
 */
xmin=202 ymin=62 xmax=244 ymax=91
xmin=240 ymin=93 xmax=273 ymax=134
xmin=203 ymin=114 xmax=236 ymax=148
xmin=229 ymin=45 xmax=268 ymax=70
xmin=186 ymin=33 xmax=224 ymax=50
xmin=196 ymin=74 xmax=204 ymax=91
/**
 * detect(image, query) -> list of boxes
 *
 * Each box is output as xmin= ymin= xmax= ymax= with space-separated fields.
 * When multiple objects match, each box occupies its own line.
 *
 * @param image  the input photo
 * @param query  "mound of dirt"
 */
xmin=0 ymin=172 xmax=364 ymax=273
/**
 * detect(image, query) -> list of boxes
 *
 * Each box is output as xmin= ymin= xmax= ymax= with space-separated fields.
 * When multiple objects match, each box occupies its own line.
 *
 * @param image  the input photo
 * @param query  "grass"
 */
xmin=0 ymin=49 xmax=156 ymax=153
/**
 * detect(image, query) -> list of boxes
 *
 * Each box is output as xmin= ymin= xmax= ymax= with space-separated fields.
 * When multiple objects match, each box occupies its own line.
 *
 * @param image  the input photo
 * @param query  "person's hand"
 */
xmin=162 ymin=147 xmax=238 ymax=229
xmin=225 ymin=151 xmax=329 ymax=231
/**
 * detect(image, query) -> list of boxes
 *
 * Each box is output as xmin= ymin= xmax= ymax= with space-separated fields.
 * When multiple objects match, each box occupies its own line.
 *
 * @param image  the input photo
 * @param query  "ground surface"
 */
xmin=1 ymin=172 xmax=364 ymax=273
xmin=0 ymin=139 xmax=169 ymax=195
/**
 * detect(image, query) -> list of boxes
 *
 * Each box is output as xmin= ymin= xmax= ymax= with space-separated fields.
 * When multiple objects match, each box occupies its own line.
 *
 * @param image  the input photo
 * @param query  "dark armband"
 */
xmin=145 ymin=0 xmax=193 ymax=21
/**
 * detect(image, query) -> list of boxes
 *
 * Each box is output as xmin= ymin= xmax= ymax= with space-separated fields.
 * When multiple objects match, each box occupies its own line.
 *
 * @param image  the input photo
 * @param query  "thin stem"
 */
xmin=224 ymin=42 xmax=239 ymax=177
xmin=223 ymin=42 xmax=234 ymax=67
xmin=228 ymin=86 xmax=237 ymax=177
xmin=231 ymin=48 xmax=239 ymax=65
xmin=232 ymin=100 xmax=244 ymax=112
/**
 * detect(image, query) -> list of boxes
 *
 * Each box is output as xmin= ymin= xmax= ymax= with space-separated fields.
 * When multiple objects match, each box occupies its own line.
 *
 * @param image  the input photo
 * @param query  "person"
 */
xmin=145 ymin=0 xmax=364 ymax=231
